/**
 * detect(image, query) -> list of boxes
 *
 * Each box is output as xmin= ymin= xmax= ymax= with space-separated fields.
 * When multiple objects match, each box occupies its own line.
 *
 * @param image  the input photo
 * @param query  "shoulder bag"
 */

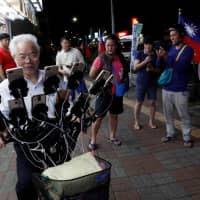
xmin=158 ymin=45 xmax=187 ymax=86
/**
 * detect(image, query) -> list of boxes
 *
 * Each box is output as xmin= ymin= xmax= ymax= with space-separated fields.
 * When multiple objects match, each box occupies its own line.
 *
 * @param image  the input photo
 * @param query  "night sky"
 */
xmin=41 ymin=0 xmax=200 ymax=45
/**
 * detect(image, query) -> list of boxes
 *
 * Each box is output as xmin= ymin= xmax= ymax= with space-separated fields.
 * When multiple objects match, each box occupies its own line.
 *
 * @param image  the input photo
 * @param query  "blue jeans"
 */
xmin=69 ymin=79 xmax=88 ymax=101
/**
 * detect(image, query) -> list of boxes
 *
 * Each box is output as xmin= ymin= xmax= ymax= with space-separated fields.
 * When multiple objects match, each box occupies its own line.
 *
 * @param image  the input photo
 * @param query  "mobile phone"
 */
xmin=62 ymin=63 xmax=83 ymax=75
xmin=88 ymin=70 xmax=111 ymax=94
xmin=104 ymin=74 xmax=114 ymax=87
xmin=71 ymin=63 xmax=84 ymax=73
xmin=8 ymin=98 xmax=24 ymax=111
xmin=6 ymin=67 xmax=23 ymax=83
xmin=44 ymin=65 xmax=59 ymax=80
xmin=31 ymin=94 xmax=46 ymax=108
xmin=95 ymin=70 xmax=111 ymax=82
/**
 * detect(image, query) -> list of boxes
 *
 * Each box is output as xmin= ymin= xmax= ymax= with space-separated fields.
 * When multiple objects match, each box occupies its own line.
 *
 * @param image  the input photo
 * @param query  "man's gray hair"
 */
xmin=9 ymin=34 xmax=40 ymax=57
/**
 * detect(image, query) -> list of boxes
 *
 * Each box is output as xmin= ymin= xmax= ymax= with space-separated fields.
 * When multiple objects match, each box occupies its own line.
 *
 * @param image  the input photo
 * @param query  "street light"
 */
xmin=111 ymin=0 xmax=115 ymax=34
xmin=72 ymin=16 xmax=78 ymax=23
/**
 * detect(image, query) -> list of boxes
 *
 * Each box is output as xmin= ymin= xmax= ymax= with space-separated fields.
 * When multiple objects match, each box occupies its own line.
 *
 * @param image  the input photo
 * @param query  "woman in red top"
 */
xmin=88 ymin=34 xmax=129 ymax=150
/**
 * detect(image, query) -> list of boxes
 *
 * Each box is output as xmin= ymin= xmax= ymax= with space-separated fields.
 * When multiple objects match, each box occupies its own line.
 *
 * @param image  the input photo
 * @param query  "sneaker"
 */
xmin=183 ymin=140 xmax=193 ymax=148
xmin=108 ymin=138 xmax=122 ymax=146
xmin=161 ymin=136 xmax=176 ymax=143
xmin=88 ymin=143 xmax=97 ymax=151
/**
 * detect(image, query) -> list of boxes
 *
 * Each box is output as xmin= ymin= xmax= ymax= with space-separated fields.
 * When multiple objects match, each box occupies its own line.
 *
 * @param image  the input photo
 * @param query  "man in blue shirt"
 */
xmin=160 ymin=24 xmax=194 ymax=147
xmin=133 ymin=36 xmax=158 ymax=130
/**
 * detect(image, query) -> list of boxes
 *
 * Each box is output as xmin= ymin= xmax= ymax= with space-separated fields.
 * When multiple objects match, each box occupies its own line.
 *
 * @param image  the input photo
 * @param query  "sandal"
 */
xmin=108 ymin=138 xmax=122 ymax=146
xmin=149 ymin=124 xmax=157 ymax=129
xmin=88 ymin=142 xmax=97 ymax=151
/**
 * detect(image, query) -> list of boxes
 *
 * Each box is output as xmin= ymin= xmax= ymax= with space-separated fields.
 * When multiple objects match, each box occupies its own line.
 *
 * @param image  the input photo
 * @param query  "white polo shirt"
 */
xmin=56 ymin=48 xmax=85 ymax=66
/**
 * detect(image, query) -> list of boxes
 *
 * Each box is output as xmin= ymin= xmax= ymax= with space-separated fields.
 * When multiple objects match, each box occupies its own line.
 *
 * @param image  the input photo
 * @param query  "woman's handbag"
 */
xmin=157 ymin=45 xmax=187 ymax=87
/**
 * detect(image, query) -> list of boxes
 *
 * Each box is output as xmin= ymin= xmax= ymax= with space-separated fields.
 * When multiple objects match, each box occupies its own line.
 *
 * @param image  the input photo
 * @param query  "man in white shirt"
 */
xmin=56 ymin=36 xmax=85 ymax=69
xmin=56 ymin=36 xmax=88 ymax=102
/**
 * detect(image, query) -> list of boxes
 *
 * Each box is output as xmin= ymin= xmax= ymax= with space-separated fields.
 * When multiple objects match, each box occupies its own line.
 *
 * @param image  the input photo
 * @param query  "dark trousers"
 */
xmin=14 ymin=143 xmax=42 ymax=200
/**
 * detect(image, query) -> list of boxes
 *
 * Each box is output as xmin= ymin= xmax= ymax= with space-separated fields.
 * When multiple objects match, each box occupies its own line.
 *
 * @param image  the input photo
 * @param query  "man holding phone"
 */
xmin=0 ymin=34 xmax=68 ymax=200
xmin=56 ymin=35 xmax=88 ymax=102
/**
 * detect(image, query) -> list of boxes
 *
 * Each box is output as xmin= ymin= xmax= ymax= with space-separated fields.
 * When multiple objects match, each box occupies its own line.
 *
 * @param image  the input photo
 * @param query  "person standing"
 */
xmin=0 ymin=34 xmax=68 ymax=200
xmin=0 ymin=33 xmax=16 ymax=81
xmin=160 ymin=24 xmax=194 ymax=147
xmin=133 ymin=35 xmax=158 ymax=130
xmin=56 ymin=35 xmax=87 ymax=102
xmin=88 ymin=34 xmax=129 ymax=150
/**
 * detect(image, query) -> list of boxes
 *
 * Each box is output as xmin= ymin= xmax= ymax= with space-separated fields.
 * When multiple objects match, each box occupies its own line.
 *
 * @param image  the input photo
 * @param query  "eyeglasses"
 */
xmin=15 ymin=53 xmax=39 ymax=61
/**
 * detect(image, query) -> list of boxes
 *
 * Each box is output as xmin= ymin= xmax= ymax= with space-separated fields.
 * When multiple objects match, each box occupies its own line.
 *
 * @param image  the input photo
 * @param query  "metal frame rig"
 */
xmin=0 ymin=66 xmax=113 ymax=170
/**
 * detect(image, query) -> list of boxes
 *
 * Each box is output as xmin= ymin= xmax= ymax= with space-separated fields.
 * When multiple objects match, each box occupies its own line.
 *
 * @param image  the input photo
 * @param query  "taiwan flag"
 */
xmin=98 ymin=30 xmax=105 ymax=54
xmin=180 ymin=15 xmax=200 ymax=62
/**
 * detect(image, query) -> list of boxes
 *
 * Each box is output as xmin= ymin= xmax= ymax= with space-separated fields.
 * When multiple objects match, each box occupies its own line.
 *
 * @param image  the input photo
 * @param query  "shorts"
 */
xmin=95 ymin=94 xmax=123 ymax=117
xmin=135 ymin=84 xmax=157 ymax=102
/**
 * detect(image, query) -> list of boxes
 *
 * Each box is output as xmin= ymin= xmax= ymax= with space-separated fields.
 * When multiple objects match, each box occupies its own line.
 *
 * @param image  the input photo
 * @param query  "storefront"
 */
xmin=0 ymin=14 xmax=8 ymax=33
xmin=0 ymin=0 xmax=42 ymax=35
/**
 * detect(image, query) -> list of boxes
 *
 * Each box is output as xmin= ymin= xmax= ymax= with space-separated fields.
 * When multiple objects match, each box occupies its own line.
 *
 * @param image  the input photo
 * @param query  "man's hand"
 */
xmin=59 ymin=65 xmax=71 ymax=77
xmin=144 ymin=56 xmax=152 ymax=64
xmin=146 ymin=63 xmax=154 ymax=72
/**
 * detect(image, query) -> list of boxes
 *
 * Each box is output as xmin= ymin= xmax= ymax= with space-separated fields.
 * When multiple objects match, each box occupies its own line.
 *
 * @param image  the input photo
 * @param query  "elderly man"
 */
xmin=0 ymin=34 xmax=68 ymax=200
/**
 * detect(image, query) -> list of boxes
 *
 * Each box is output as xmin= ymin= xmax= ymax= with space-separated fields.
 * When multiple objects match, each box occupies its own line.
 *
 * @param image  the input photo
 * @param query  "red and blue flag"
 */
xmin=180 ymin=15 xmax=200 ymax=62
xmin=98 ymin=30 xmax=105 ymax=54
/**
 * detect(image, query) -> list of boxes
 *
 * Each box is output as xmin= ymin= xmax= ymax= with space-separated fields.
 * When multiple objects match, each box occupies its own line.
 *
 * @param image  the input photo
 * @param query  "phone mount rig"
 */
xmin=8 ymin=76 xmax=29 ymax=126
xmin=0 ymin=67 xmax=114 ymax=170
xmin=8 ymin=77 xmax=28 ymax=98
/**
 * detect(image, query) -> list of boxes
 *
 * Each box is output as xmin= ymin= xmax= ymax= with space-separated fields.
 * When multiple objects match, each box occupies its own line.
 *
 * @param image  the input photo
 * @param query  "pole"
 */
xmin=111 ymin=0 xmax=115 ymax=34
xmin=178 ymin=8 xmax=182 ymax=24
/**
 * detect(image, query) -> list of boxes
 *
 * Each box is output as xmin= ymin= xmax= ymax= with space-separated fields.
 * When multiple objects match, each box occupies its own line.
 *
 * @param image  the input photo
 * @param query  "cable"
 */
xmin=0 ymin=69 xmax=114 ymax=169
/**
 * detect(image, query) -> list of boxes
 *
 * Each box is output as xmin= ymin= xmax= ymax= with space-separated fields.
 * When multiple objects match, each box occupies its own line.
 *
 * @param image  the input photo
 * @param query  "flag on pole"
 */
xmin=98 ymin=29 xmax=105 ymax=54
xmin=130 ymin=22 xmax=143 ymax=70
xmin=179 ymin=15 xmax=200 ymax=62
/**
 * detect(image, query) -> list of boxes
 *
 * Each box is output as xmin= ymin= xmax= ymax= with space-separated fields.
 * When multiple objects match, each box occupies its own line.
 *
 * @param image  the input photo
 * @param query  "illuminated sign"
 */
xmin=132 ymin=17 xmax=138 ymax=25
xmin=117 ymin=30 xmax=128 ymax=38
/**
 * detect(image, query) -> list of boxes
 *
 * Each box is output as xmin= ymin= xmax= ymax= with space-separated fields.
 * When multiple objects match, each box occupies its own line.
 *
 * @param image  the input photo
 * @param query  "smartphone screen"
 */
xmin=44 ymin=65 xmax=59 ymax=80
xmin=6 ymin=67 xmax=23 ymax=83
xmin=31 ymin=94 xmax=46 ymax=108
xmin=95 ymin=70 xmax=111 ymax=82
xmin=8 ymin=99 xmax=24 ymax=111
xmin=71 ymin=63 xmax=84 ymax=73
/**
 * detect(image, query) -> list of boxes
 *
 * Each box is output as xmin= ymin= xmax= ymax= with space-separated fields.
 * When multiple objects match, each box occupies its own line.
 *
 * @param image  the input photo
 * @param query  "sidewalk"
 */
xmin=0 ymin=83 xmax=200 ymax=200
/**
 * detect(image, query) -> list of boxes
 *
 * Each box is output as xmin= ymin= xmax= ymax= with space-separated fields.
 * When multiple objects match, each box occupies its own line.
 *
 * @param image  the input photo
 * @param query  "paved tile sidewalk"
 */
xmin=0 ymin=85 xmax=200 ymax=200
